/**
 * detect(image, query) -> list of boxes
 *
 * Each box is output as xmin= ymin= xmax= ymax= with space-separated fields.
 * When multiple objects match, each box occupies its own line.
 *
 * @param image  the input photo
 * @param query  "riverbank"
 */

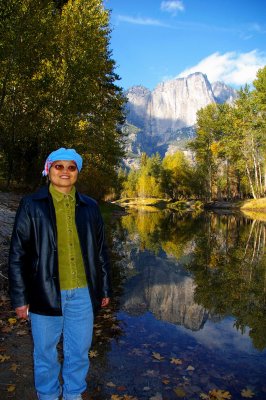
xmin=115 ymin=197 xmax=266 ymax=213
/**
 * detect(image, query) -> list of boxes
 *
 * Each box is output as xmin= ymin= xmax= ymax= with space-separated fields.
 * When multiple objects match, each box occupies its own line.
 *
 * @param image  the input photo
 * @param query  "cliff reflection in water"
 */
xmin=117 ymin=209 xmax=266 ymax=349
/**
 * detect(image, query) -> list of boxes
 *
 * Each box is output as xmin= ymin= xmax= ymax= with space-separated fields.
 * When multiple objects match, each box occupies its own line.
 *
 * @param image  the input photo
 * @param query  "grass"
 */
xmin=240 ymin=198 xmax=266 ymax=211
xmin=114 ymin=197 xmax=169 ymax=209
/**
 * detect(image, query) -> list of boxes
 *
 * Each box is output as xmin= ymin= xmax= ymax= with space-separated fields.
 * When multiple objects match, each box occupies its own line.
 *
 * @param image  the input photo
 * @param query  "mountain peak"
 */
xmin=211 ymin=81 xmax=237 ymax=104
xmin=125 ymin=85 xmax=151 ymax=96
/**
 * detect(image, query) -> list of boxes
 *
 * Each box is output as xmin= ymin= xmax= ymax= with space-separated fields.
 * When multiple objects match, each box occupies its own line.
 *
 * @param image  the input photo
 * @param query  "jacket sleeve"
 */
xmin=8 ymin=199 xmax=31 ymax=309
xmin=96 ymin=206 xmax=112 ymax=298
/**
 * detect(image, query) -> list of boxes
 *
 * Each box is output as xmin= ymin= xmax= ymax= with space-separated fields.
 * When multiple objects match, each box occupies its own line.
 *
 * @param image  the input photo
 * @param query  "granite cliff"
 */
xmin=123 ymin=72 xmax=237 ymax=167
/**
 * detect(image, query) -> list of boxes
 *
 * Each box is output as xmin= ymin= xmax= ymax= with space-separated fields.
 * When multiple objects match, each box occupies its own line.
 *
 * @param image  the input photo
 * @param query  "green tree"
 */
xmin=253 ymin=66 xmax=266 ymax=194
xmin=122 ymin=169 xmax=139 ymax=198
xmin=0 ymin=0 xmax=125 ymax=198
xmin=232 ymin=86 xmax=266 ymax=198
xmin=136 ymin=153 xmax=164 ymax=198
xmin=253 ymin=65 xmax=266 ymax=111
xmin=189 ymin=81 xmax=266 ymax=200
xmin=188 ymin=104 xmax=221 ymax=200
xmin=0 ymin=0 xmax=58 ymax=184
xmin=162 ymin=150 xmax=192 ymax=200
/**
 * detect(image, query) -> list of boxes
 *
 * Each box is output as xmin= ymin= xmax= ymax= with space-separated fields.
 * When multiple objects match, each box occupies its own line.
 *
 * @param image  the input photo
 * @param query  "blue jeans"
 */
xmin=30 ymin=287 xmax=94 ymax=400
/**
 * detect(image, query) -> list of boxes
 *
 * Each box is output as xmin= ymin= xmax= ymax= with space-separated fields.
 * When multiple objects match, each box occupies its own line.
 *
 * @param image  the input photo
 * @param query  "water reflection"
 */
xmin=117 ymin=209 xmax=266 ymax=350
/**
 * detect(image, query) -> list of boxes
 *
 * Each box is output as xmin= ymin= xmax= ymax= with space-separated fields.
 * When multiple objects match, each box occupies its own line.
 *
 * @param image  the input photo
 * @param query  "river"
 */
xmin=91 ymin=207 xmax=266 ymax=399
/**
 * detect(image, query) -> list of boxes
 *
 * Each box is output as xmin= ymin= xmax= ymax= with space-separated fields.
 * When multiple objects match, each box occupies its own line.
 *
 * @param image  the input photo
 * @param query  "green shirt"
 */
xmin=49 ymin=184 xmax=87 ymax=290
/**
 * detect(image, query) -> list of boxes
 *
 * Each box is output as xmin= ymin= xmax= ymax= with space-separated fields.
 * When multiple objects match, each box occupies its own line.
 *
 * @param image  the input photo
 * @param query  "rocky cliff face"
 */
xmin=212 ymin=81 xmax=237 ymax=104
xmin=121 ymin=264 xmax=208 ymax=331
xmin=123 ymin=72 xmax=237 ymax=164
xmin=115 ymin=236 xmax=209 ymax=331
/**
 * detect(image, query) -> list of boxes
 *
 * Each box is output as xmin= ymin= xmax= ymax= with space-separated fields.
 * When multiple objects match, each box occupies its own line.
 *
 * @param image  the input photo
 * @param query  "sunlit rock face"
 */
xmin=149 ymin=73 xmax=214 ymax=134
xmin=125 ymin=73 xmax=236 ymax=137
xmin=124 ymin=73 xmax=237 ymax=162
xmin=120 ymin=253 xmax=208 ymax=331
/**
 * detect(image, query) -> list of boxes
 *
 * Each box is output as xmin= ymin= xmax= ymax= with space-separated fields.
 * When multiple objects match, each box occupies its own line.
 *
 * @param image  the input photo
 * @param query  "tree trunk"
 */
xmin=246 ymin=163 xmax=257 ymax=199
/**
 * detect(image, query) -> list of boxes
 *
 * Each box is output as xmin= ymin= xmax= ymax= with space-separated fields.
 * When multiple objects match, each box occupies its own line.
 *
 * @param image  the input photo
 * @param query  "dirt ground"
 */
xmin=0 ymin=192 xmax=36 ymax=399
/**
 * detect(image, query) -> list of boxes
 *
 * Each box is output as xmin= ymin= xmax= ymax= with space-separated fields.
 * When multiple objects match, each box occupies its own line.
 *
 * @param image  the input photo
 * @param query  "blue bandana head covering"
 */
xmin=42 ymin=148 xmax=83 ymax=176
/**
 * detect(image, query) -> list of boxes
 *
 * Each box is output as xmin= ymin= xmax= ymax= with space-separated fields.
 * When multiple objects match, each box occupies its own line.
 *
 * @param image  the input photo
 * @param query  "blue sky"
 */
xmin=104 ymin=0 xmax=266 ymax=90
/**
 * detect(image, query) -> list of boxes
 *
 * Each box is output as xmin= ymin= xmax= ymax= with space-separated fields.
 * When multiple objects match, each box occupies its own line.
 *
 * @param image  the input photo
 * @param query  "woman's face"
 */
xmin=48 ymin=160 xmax=78 ymax=193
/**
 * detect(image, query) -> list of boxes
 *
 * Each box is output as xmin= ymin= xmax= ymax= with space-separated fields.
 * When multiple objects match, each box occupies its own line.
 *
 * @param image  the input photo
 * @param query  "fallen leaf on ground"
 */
xmin=106 ymin=382 xmax=116 ymax=387
xmin=143 ymin=369 xmax=159 ymax=377
xmin=173 ymin=387 xmax=186 ymax=398
xmin=8 ymin=318 xmax=17 ymax=325
xmin=111 ymin=395 xmax=123 ymax=400
xmin=131 ymin=348 xmax=143 ymax=356
xmin=7 ymin=385 xmax=16 ymax=392
xmin=162 ymin=379 xmax=170 ymax=385
xmin=186 ymin=365 xmax=195 ymax=371
xmin=111 ymin=324 xmax=121 ymax=331
xmin=143 ymin=387 xmax=151 ymax=391
xmin=117 ymin=386 xmax=127 ymax=391
xmin=200 ymin=394 xmax=210 ymax=400
xmin=0 ymin=354 xmax=10 ymax=362
xmin=152 ymin=352 xmax=164 ymax=361
xmin=10 ymin=363 xmax=19 ymax=372
xmin=241 ymin=388 xmax=255 ymax=398
xmin=16 ymin=329 xmax=28 ymax=336
xmin=209 ymin=389 xmax=232 ymax=399
xmin=170 ymin=358 xmax=182 ymax=365
xmin=89 ymin=350 xmax=98 ymax=358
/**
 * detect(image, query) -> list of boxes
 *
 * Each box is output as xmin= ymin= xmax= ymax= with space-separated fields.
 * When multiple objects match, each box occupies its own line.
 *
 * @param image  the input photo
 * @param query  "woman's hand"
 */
xmin=15 ymin=305 xmax=29 ymax=319
xmin=101 ymin=298 xmax=110 ymax=307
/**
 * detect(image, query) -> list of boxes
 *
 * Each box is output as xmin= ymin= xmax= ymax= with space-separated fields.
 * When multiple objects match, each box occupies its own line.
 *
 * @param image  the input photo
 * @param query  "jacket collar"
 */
xmin=32 ymin=185 xmax=87 ymax=204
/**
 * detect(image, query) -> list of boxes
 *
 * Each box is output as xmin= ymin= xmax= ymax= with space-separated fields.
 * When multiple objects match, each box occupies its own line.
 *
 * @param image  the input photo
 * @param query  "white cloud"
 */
xmin=117 ymin=15 xmax=170 ymax=27
xmin=161 ymin=1 xmax=184 ymax=15
xmin=177 ymin=50 xmax=266 ymax=86
xmin=185 ymin=318 xmax=255 ymax=354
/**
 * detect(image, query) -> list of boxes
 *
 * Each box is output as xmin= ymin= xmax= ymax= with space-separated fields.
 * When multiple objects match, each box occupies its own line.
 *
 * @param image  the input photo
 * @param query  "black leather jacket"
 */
xmin=8 ymin=185 xmax=111 ymax=315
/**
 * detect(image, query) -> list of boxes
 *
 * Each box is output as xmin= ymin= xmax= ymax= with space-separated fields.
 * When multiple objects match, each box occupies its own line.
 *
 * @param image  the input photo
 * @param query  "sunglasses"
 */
xmin=52 ymin=164 xmax=77 ymax=172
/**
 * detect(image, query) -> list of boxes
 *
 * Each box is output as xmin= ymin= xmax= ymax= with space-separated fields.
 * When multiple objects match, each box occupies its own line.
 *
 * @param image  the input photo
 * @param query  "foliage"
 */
xmin=0 ymin=0 xmax=125 ymax=198
xmin=122 ymin=151 xmax=194 ymax=200
xmin=122 ymin=153 xmax=164 ymax=199
xmin=162 ymin=151 xmax=193 ymax=199
xmin=189 ymin=66 xmax=266 ymax=200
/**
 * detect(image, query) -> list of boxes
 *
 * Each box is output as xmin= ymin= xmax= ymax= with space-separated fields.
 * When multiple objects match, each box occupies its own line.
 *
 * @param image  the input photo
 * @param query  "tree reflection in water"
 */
xmin=118 ymin=209 xmax=266 ymax=350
